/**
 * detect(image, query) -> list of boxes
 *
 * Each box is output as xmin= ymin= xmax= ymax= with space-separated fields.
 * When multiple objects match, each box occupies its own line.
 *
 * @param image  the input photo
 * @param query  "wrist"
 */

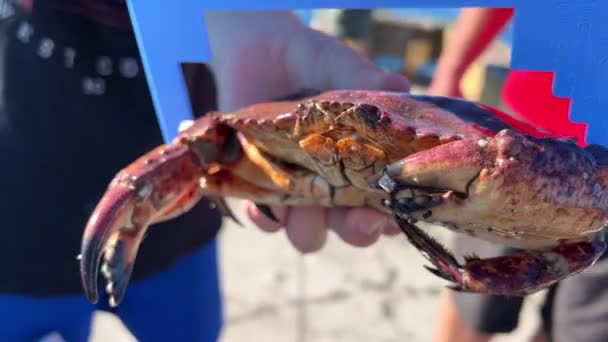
xmin=428 ymin=74 xmax=463 ymax=98
xmin=434 ymin=62 xmax=467 ymax=83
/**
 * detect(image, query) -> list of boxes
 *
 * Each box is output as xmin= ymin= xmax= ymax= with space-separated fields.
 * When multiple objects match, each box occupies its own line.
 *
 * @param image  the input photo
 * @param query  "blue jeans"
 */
xmin=0 ymin=239 xmax=223 ymax=342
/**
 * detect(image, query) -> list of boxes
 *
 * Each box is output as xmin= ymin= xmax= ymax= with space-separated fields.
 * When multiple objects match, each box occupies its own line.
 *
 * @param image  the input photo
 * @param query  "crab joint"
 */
xmin=80 ymin=135 xmax=214 ymax=306
xmin=184 ymin=123 xmax=243 ymax=169
xmin=373 ymin=139 xmax=489 ymax=194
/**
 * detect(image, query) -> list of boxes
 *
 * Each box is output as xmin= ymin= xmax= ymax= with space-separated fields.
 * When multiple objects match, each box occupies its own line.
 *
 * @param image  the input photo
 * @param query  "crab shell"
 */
xmin=214 ymin=91 xmax=608 ymax=246
xmin=80 ymin=90 xmax=608 ymax=307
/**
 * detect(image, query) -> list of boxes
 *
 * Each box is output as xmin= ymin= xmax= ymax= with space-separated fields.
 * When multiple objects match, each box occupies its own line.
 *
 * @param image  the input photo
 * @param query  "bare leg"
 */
xmin=433 ymin=291 xmax=493 ymax=342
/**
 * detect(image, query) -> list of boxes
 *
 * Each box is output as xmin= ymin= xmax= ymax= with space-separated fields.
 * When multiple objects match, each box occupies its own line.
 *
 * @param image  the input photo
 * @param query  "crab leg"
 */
xmin=79 ymin=142 xmax=209 ymax=306
xmin=394 ymin=216 xmax=606 ymax=295
xmin=376 ymin=129 xmax=608 ymax=240
xmin=80 ymin=117 xmax=249 ymax=306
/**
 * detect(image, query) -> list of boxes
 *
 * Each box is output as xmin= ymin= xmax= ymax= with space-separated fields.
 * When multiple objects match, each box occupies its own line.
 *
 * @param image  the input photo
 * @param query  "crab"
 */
xmin=80 ymin=90 xmax=608 ymax=307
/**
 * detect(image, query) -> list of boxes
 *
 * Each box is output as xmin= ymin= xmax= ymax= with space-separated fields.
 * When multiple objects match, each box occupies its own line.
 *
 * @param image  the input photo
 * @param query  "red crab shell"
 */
xmin=78 ymin=90 xmax=608 ymax=307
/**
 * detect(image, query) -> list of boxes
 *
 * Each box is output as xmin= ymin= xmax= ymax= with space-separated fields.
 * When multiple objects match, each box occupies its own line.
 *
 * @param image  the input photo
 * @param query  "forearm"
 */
xmin=433 ymin=8 xmax=514 ymax=82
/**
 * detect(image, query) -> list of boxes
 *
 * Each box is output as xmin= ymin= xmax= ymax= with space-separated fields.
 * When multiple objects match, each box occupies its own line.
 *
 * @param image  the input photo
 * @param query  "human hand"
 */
xmin=205 ymin=11 xmax=410 ymax=253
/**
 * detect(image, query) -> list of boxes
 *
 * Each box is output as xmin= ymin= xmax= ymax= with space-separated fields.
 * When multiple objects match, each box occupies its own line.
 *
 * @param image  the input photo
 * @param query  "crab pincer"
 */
xmin=80 ymin=117 xmax=241 ymax=306
xmin=378 ymin=128 xmax=608 ymax=295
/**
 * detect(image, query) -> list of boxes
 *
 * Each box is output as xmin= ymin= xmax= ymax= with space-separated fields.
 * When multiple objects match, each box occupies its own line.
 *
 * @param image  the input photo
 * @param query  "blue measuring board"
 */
xmin=126 ymin=0 xmax=608 ymax=147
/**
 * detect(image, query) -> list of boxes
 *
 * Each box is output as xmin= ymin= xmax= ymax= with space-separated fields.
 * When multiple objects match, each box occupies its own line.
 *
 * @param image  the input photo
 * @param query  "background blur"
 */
xmin=92 ymin=8 xmax=546 ymax=342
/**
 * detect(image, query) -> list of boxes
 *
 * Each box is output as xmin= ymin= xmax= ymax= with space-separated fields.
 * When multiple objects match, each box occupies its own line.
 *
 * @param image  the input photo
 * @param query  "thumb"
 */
xmin=287 ymin=29 xmax=411 ymax=92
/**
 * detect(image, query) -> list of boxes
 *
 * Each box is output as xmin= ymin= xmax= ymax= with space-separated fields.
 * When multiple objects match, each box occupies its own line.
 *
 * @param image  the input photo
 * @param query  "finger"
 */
xmin=288 ymin=30 xmax=411 ymax=92
xmin=382 ymin=218 xmax=402 ymax=236
xmin=246 ymin=202 xmax=288 ymax=233
xmin=314 ymin=34 xmax=411 ymax=91
xmin=328 ymin=207 xmax=393 ymax=247
xmin=284 ymin=206 xmax=328 ymax=254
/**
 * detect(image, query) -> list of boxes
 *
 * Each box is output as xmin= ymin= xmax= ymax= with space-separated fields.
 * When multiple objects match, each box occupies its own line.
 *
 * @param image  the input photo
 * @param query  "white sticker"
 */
xmin=64 ymin=47 xmax=76 ymax=68
xmin=0 ymin=0 xmax=15 ymax=19
xmin=37 ymin=38 xmax=55 ymax=59
xmin=96 ymin=56 xmax=113 ymax=76
xmin=82 ymin=77 xmax=106 ymax=96
xmin=16 ymin=21 xmax=33 ymax=43
xmin=119 ymin=57 xmax=139 ymax=78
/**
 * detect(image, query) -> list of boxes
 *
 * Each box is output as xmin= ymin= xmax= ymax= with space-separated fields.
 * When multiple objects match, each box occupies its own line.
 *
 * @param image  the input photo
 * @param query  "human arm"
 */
xmin=203 ymin=11 xmax=411 ymax=252
xmin=427 ymin=8 xmax=514 ymax=97
xmin=204 ymin=11 xmax=409 ymax=111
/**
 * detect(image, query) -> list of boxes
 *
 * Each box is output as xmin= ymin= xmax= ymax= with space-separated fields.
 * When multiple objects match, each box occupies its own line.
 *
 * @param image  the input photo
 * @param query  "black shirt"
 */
xmin=0 ymin=1 xmax=223 ymax=296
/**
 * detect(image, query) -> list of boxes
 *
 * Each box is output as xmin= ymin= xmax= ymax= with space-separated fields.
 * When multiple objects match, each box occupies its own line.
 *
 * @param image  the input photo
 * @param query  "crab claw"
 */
xmin=376 ymin=135 xmax=488 ymax=195
xmin=80 ymin=142 xmax=211 ymax=306
xmin=376 ymin=129 xmax=608 ymax=238
xmin=376 ymin=129 xmax=608 ymax=295
xmin=80 ymin=185 xmax=143 ymax=305
xmin=80 ymin=116 xmax=249 ymax=306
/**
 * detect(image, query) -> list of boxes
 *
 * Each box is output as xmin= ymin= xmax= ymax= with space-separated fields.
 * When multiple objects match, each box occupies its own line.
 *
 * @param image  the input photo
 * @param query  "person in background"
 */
xmin=428 ymin=7 xmax=608 ymax=342
xmin=0 ymin=1 xmax=409 ymax=341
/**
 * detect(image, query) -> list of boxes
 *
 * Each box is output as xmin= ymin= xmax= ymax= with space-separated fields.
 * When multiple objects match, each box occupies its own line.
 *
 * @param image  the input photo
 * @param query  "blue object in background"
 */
xmin=126 ymin=1 xmax=211 ymax=142
xmin=508 ymin=1 xmax=608 ymax=144
xmin=125 ymin=0 xmax=608 ymax=147
xmin=125 ymin=0 xmax=512 ymax=144
xmin=374 ymin=55 xmax=405 ymax=73
xmin=294 ymin=9 xmax=315 ymax=24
